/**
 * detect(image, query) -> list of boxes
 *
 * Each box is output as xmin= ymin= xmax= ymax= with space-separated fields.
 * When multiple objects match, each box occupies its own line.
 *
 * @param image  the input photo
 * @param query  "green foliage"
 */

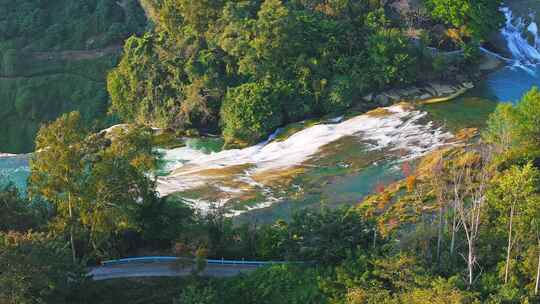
xmin=0 ymin=0 xmax=147 ymax=153
xmin=0 ymin=0 xmax=146 ymax=51
xmin=175 ymin=284 xmax=218 ymax=304
xmin=277 ymin=207 xmax=374 ymax=263
xmin=488 ymin=163 xmax=540 ymax=229
xmin=220 ymin=265 xmax=324 ymax=304
xmin=221 ymin=82 xmax=285 ymax=145
xmin=424 ymin=0 xmax=504 ymax=40
xmin=0 ymin=232 xmax=87 ymax=304
xmin=365 ymin=29 xmax=417 ymax=89
xmin=137 ymin=196 xmax=196 ymax=246
xmin=487 ymin=162 xmax=540 ymax=289
xmin=0 ymin=185 xmax=47 ymax=232
xmin=483 ymin=102 xmax=518 ymax=152
xmin=484 ymin=87 xmax=540 ymax=163
xmin=29 ymin=112 xmax=159 ymax=258
xmin=516 ymin=87 xmax=540 ymax=148
xmin=108 ymin=0 xmax=427 ymax=145
xmin=0 ymin=71 xmax=110 ymax=153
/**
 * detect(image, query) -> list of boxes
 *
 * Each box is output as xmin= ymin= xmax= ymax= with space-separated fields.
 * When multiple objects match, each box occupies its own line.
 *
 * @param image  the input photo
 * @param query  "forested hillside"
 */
xmin=5 ymin=1 xmax=540 ymax=304
xmin=2 ymin=88 xmax=540 ymax=303
xmin=108 ymin=0 xmax=502 ymax=147
xmin=0 ymin=0 xmax=146 ymax=153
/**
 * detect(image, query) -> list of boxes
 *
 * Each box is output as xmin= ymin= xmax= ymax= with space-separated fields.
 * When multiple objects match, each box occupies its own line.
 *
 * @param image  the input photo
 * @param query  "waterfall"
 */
xmin=156 ymin=104 xmax=454 ymax=215
xmin=500 ymin=7 xmax=540 ymax=66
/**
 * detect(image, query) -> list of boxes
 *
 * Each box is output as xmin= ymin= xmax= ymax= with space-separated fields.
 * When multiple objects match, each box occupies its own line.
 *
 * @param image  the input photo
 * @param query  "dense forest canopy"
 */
xmin=4 ymin=90 xmax=540 ymax=303
xmin=2 ymin=85 xmax=540 ymax=302
xmin=0 ymin=0 xmax=147 ymax=153
xmin=0 ymin=0 xmax=145 ymax=50
xmin=108 ymin=0 xmax=502 ymax=147
xmin=5 ymin=0 xmax=540 ymax=303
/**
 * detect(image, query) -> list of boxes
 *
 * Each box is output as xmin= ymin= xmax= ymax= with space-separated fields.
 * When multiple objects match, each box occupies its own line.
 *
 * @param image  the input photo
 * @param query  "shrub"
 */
xmin=221 ymin=82 xmax=284 ymax=145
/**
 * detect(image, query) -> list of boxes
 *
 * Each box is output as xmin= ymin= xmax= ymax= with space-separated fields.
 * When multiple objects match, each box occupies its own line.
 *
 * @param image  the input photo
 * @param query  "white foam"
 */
xmin=156 ymin=105 xmax=453 ymax=215
xmin=501 ymin=7 xmax=540 ymax=65
xmin=0 ymin=153 xmax=18 ymax=158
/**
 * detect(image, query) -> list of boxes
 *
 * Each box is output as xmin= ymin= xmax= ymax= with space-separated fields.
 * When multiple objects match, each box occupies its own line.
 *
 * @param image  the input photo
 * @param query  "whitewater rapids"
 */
xmin=156 ymin=104 xmax=454 ymax=214
xmin=500 ymin=7 xmax=540 ymax=66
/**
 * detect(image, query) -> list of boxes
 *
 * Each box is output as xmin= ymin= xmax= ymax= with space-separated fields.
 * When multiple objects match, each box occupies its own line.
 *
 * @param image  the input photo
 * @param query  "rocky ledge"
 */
xmin=363 ymin=81 xmax=475 ymax=106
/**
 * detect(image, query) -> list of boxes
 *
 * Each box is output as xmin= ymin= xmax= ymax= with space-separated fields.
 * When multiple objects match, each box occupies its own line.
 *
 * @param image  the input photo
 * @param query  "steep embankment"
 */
xmin=0 ymin=0 xmax=146 ymax=153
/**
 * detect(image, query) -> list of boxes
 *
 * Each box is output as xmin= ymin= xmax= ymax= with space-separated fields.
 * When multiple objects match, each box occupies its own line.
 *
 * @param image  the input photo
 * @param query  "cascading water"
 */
xmin=157 ymin=105 xmax=455 ymax=217
xmin=500 ymin=7 xmax=540 ymax=65
xmin=483 ymin=7 xmax=540 ymax=102
xmin=0 ymin=153 xmax=30 ymax=193
xmin=3 ymin=5 xmax=539 ymax=220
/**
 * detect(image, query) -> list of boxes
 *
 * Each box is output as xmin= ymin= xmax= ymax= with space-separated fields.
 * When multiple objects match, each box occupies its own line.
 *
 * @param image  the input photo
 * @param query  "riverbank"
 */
xmin=363 ymin=81 xmax=475 ymax=106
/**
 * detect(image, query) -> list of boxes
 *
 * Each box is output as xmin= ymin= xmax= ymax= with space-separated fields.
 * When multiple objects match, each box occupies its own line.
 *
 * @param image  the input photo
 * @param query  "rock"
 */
xmin=363 ymin=93 xmax=374 ymax=102
xmin=456 ymin=74 xmax=468 ymax=83
xmin=487 ymin=33 xmax=513 ymax=59
xmin=430 ymin=83 xmax=456 ymax=95
xmin=478 ymin=50 xmax=504 ymax=71
xmin=422 ymin=86 xmax=437 ymax=96
xmin=383 ymin=91 xmax=401 ymax=101
xmin=405 ymin=87 xmax=422 ymax=96
xmin=462 ymin=82 xmax=474 ymax=89
xmin=419 ymin=93 xmax=432 ymax=100
xmin=375 ymin=94 xmax=390 ymax=106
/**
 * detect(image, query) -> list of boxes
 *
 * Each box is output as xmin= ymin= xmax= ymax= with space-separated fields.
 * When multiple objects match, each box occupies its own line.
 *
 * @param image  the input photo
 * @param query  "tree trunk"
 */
xmin=373 ymin=228 xmax=377 ymax=249
xmin=504 ymin=205 xmax=515 ymax=284
xmin=68 ymin=193 xmax=77 ymax=262
xmin=450 ymin=209 xmax=457 ymax=256
xmin=468 ymin=239 xmax=474 ymax=288
xmin=437 ymin=206 xmax=444 ymax=262
xmin=535 ymin=247 xmax=540 ymax=295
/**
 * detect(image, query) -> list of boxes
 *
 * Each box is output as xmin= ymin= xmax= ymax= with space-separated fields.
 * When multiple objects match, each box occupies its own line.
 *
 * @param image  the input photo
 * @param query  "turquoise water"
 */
xmin=236 ymin=158 xmax=403 ymax=223
xmin=2 ymin=64 xmax=539 ymax=216
xmin=0 ymin=154 xmax=30 ymax=193
xmin=247 ymin=64 xmax=540 ymax=222
xmin=486 ymin=65 xmax=540 ymax=102
xmin=423 ymin=65 xmax=540 ymax=132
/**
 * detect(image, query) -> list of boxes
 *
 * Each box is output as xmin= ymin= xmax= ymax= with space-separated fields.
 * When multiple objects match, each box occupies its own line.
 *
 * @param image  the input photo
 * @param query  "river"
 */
xmin=1 ymin=6 xmax=539 ymax=221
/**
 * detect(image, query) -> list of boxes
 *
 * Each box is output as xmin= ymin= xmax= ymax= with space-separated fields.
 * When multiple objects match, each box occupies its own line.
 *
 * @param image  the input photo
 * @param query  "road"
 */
xmin=89 ymin=261 xmax=262 ymax=281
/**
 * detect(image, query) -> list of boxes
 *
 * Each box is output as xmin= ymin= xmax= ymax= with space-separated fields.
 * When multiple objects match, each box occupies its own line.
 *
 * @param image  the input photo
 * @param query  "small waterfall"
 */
xmin=500 ymin=7 xmax=540 ymax=65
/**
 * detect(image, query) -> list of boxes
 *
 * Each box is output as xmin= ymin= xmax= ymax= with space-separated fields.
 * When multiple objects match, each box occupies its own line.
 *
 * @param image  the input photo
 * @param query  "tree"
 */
xmin=30 ymin=112 xmax=158 ymax=259
xmin=451 ymin=149 xmax=493 ymax=287
xmin=174 ymin=284 xmax=218 ymax=304
xmin=488 ymin=162 xmax=540 ymax=285
xmin=80 ymin=126 xmax=158 ymax=255
xmin=484 ymin=87 xmax=540 ymax=159
xmin=533 ymin=218 xmax=540 ymax=296
xmin=483 ymin=103 xmax=518 ymax=154
xmin=271 ymin=207 xmax=373 ymax=264
xmin=399 ymin=278 xmax=474 ymax=303
xmin=107 ymin=0 xmax=429 ymax=146
xmin=0 ymin=185 xmax=46 ymax=232
xmin=424 ymin=0 xmax=504 ymax=40
xmin=365 ymin=29 xmax=417 ymax=89
xmin=515 ymin=87 xmax=540 ymax=150
xmin=0 ymin=232 xmax=86 ymax=304
xmin=29 ymin=112 xmax=88 ymax=261
xmin=220 ymin=82 xmax=284 ymax=145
